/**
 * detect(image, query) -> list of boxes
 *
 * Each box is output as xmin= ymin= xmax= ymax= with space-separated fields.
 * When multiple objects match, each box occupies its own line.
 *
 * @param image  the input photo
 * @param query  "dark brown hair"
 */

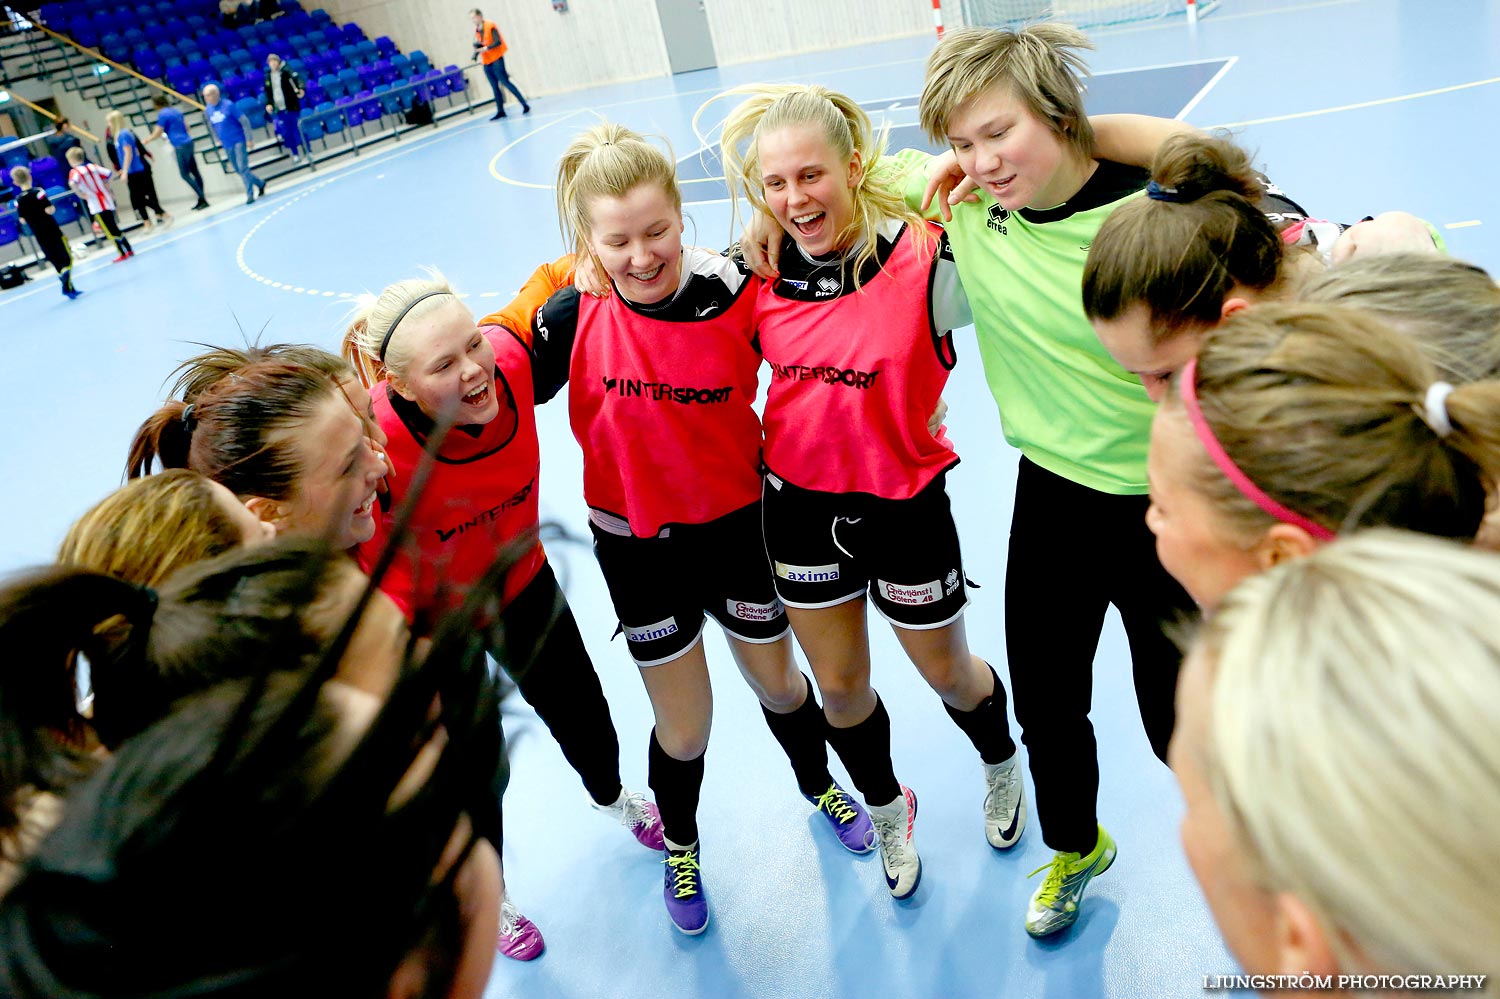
xmin=126 ymin=361 xmax=341 ymax=502
xmin=1083 ymin=133 xmax=1284 ymax=336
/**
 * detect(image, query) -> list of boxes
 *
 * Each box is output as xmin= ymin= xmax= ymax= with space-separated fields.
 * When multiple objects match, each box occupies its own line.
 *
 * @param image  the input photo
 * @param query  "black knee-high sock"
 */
xmin=943 ymin=663 xmax=1018 ymax=765
xmin=824 ymin=694 xmax=901 ymax=808
xmin=648 ymin=728 xmax=705 ymax=847
xmin=760 ymin=674 xmax=833 ymax=798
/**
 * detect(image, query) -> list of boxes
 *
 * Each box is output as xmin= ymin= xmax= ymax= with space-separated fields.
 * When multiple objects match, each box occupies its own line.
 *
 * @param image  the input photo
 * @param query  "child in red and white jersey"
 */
xmin=65 ymin=146 xmax=132 ymax=261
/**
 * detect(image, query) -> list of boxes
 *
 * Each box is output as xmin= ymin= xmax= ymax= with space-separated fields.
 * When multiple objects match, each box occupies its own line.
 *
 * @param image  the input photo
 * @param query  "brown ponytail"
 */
xmin=126 ymin=400 xmax=194 ymax=479
xmin=1083 ymin=133 xmax=1285 ymax=334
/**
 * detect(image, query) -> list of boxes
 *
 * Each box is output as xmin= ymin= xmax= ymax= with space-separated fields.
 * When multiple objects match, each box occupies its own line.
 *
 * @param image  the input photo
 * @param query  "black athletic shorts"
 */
xmin=591 ymin=500 xmax=789 ymax=667
xmin=761 ymin=470 xmax=969 ymax=629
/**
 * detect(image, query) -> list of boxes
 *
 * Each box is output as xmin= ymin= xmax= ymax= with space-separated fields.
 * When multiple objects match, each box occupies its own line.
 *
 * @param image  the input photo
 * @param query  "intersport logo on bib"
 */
xmin=767 ymin=362 xmax=880 ymax=390
xmin=601 ymin=377 xmax=733 ymax=404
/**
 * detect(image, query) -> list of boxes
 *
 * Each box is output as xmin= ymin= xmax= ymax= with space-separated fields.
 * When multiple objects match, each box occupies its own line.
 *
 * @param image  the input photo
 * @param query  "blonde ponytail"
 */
xmin=1170 ymin=302 xmax=1500 ymax=542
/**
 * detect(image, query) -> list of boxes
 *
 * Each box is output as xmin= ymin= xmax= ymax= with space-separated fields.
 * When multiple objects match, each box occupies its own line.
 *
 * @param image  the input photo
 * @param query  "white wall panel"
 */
xmin=702 ymin=0 xmax=932 ymax=66
xmin=318 ymin=0 xmax=672 ymax=96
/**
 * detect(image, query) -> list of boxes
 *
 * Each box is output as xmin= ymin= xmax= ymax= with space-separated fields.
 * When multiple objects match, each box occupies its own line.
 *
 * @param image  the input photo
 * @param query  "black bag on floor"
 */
xmin=0 ymin=264 xmax=28 ymax=289
xmin=405 ymin=97 xmax=434 ymax=126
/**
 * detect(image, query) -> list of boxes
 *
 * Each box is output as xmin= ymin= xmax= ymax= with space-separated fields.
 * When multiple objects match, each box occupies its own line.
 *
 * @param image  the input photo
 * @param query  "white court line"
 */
xmin=487 ymin=109 xmax=588 ymax=188
xmin=1446 ymin=220 xmax=1483 ymax=229
xmin=1207 ymin=75 xmax=1500 ymax=129
xmin=1175 ymin=56 xmax=1238 ymax=120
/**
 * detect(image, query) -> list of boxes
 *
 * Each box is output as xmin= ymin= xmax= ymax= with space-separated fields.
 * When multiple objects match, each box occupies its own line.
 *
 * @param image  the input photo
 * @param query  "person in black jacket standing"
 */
xmin=9 ymin=165 xmax=81 ymax=299
xmin=264 ymin=53 xmax=308 ymax=164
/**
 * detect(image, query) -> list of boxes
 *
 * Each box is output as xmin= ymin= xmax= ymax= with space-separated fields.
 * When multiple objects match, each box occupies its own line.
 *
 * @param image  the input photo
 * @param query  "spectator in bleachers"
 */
xmin=263 ymin=53 xmax=307 ymax=164
xmin=470 ymin=8 xmax=530 ymax=120
xmin=9 ymin=165 xmax=81 ymax=299
xmin=219 ymin=0 xmax=239 ymax=27
xmin=203 ymin=84 xmax=268 ymax=204
xmin=64 ymin=147 xmax=133 ymax=262
xmin=258 ymin=0 xmax=279 ymax=20
xmin=43 ymin=117 xmax=82 ymax=163
xmin=144 ymin=94 xmax=210 ymax=211
xmin=106 ymin=109 xmax=171 ymax=229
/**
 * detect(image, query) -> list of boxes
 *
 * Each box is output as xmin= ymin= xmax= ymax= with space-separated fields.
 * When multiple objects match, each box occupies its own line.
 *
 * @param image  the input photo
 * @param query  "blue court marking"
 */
xmin=676 ymin=59 xmax=1233 ymax=204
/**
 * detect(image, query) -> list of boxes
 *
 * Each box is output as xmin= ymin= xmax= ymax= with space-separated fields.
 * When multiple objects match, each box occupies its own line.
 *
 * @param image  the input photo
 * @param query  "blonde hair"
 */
xmin=65 ymin=147 xmax=85 ymax=165
xmin=918 ymin=23 xmax=1096 ymax=162
xmin=58 ymin=470 xmax=247 ymax=588
xmin=105 ymin=109 xmax=126 ymax=136
xmin=1193 ymin=528 xmax=1500 ymax=981
xmin=1083 ymin=133 xmax=1289 ymax=333
xmin=1166 ymin=302 xmax=1500 ymax=543
xmin=709 ymin=83 xmax=925 ymax=287
xmin=341 ymin=270 xmax=462 ymax=387
xmin=9 ymin=165 xmax=30 ymax=186
xmin=1298 ymin=253 xmax=1500 ymax=383
xmin=555 ymin=120 xmax=680 ymax=267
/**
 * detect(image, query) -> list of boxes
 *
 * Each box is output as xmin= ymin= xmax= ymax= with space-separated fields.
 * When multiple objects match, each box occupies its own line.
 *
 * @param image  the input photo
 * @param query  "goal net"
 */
xmin=956 ymin=0 xmax=1218 ymax=30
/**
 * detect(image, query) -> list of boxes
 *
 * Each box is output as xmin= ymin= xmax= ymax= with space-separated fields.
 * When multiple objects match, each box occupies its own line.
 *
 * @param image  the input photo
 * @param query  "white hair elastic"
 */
xmin=1423 ymin=381 xmax=1456 ymax=438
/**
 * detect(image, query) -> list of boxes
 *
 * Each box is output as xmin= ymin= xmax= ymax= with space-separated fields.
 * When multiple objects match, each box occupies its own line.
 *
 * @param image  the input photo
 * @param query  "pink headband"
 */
xmin=1178 ymin=357 xmax=1336 ymax=542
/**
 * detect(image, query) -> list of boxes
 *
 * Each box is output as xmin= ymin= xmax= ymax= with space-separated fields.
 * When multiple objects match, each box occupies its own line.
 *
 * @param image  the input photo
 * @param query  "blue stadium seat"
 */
xmin=371 ymin=58 xmax=394 ymax=85
xmin=167 ymin=65 xmax=195 ymax=93
xmin=443 ymin=64 xmax=465 ymax=93
xmin=372 ymin=82 xmax=399 ymax=116
xmin=355 ymin=90 xmax=382 ymax=123
xmin=317 ymin=72 xmax=343 ymax=99
xmin=185 ymin=57 xmax=213 ymax=86
xmin=319 ymin=24 xmax=341 ymax=46
xmin=70 ymin=20 xmax=99 ymax=47
xmin=338 ymin=43 xmax=359 ymax=66
xmin=389 ymin=53 xmax=410 ymax=78
xmin=303 ymin=80 xmax=324 ymax=105
xmin=0 ymin=213 xmax=19 ymax=255
xmin=49 ymin=191 xmax=81 ymax=228
xmin=336 ymin=66 xmax=358 ymax=91
xmin=28 ymin=157 xmax=65 ymax=190
xmin=134 ymin=49 xmax=164 ymax=78
xmin=409 ymin=50 xmax=430 ymax=75
xmin=0 ymin=147 xmax=30 ymax=171
xmin=374 ymin=35 xmax=396 ymax=59
xmin=332 ymin=94 xmax=355 ymax=129
xmin=424 ymin=68 xmax=448 ymax=100
xmin=355 ymin=39 xmax=376 ymax=62
xmin=341 ymin=22 xmax=363 ymax=43
xmin=309 ymin=7 xmax=331 ymax=26
xmin=297 ymin=107 xmax=324 ymax=143
xmin=355 ymin=63 xmax=377 ymax=90
xmin=279 ymin=0 xmax=303 ymax=15
xmin=234 ymin=96 xmax=259 ymax=125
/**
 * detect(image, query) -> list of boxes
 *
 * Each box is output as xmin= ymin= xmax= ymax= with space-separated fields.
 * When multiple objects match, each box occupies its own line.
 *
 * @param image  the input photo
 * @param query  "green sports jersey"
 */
xmin=895 ymin=148 xmax=1156 ymax=495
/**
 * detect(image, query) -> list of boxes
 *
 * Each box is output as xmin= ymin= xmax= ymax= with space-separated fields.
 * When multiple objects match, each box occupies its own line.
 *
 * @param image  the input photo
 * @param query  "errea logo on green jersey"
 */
xmin=987 ymin=204 xmax=1010 ymax=236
